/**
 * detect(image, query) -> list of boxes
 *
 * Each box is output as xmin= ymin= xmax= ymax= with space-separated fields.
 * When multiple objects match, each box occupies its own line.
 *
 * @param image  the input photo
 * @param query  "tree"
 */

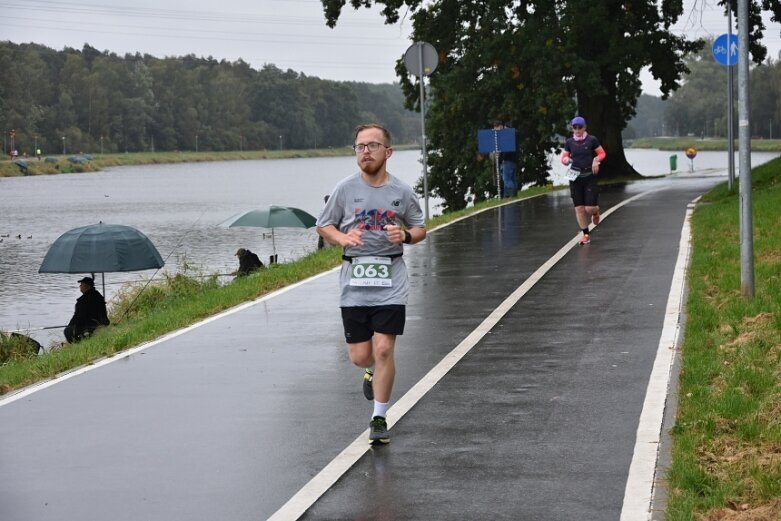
xmin=321 ymin=0 xmax=781 ymax=211
xmin=749 ymin=58 xmax=781 ymax=138
xmin=664 ymin=41 xmax=728 ymax=138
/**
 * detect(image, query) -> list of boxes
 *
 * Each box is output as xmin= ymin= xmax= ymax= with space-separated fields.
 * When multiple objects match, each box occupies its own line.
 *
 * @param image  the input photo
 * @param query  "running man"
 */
xmin=560 ymin=116 xmax=606 ymax=245
xmin=316 ymin=123 xmax=426 ymax=444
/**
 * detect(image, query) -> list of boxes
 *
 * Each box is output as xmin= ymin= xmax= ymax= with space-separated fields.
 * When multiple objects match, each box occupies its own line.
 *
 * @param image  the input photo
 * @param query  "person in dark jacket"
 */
xmin=234 ymin=248 xmax=264 ymax=277
xmin=64 ymin=277 xmax=110 ymax=343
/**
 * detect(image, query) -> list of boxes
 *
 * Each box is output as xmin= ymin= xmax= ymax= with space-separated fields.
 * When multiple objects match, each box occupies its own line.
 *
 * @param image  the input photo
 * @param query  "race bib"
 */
xmin=349 ymin=256 xmax=393 ymax=287
xmin=563 ymin=167 xmax=579 ymax=182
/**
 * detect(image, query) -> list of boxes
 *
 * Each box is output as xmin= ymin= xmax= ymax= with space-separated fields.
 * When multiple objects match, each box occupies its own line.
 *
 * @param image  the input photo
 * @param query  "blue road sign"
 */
xmin=712 ymin=33 xmax=739 ymax=66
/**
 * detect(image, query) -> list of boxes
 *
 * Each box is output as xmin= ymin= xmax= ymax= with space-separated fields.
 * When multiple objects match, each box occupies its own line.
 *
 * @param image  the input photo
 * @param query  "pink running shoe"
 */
xmin=579 ymin=234 xmax=591 ymax=245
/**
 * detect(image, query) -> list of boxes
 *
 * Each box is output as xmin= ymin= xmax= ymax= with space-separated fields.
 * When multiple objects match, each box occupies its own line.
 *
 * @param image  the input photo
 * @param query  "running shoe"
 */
xmin=579 ymin=234 xmax=591 ymax=245
xmin=592 ymin=210 xmax=600 ymax=225
xmin=363 ymin=368 xmax=374 ymax=401
xmin=369 ymin=416 xmax=390 ymax=444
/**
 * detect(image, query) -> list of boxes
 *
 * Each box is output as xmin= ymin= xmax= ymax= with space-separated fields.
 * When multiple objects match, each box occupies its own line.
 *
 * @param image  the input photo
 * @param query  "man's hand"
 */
xmin=339 ymin=228 xmax=364 ymax=247
xmin=384 ymin=224 xmax=405 ymax=245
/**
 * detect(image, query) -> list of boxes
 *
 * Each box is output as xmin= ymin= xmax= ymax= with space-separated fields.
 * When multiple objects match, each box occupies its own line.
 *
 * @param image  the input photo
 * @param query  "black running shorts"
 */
xmin=570 ymin=174 xmax=599 ymax=207
xmin=341 ymin=305 xmax=406 ymax=344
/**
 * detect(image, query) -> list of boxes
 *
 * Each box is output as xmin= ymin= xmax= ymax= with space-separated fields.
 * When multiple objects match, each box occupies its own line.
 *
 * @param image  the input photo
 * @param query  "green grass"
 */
xmin=0 ymin=246 xmax=345 ymax=393
xmin=631 ymin=137 xmax=781 ymax=152
xmin=664 ymin=156 xmax=781 ymax=519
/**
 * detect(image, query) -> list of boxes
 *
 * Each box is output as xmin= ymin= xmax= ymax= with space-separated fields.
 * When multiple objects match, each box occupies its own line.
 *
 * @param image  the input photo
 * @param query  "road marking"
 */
xmin=268 ymin=187 xmax=666 ymax=521
xmin=620 ymin=198 xmax=698 ymax=520
xmin=0 ymin=270 xmax=336 ymax=408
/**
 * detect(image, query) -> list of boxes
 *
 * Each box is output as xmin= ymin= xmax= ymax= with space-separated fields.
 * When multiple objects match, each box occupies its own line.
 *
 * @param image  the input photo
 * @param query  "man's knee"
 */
xmin=348 ymin=341 xmax=374 ymax=367
xmin=372 ymin=334 xmax=396 ymax=362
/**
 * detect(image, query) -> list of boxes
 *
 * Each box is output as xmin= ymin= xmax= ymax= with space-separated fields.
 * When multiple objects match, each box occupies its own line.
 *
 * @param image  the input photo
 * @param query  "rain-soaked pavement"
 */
xmin=0 ymin=174 xmax=723 ymax=521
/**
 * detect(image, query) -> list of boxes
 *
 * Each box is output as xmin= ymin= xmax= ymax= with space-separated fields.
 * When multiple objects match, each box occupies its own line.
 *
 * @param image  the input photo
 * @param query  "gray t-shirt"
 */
xmin=317 ymin=172 xmax=425 ymax=307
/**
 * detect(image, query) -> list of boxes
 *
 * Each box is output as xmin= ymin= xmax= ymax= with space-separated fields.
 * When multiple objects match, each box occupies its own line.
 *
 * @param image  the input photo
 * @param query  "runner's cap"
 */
xmin=571 ymin=116 xmax=586 ymax=127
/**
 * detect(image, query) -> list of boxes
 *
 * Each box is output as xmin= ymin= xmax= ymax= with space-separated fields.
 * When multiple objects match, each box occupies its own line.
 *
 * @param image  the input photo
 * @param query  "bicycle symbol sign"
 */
xmin=712 ymin=33 xmax=739 ymax=66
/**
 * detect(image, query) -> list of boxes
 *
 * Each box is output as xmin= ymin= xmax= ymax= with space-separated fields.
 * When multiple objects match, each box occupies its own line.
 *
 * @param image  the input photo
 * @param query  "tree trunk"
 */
xmin=578 ymin=86 xmax=642 ymax=180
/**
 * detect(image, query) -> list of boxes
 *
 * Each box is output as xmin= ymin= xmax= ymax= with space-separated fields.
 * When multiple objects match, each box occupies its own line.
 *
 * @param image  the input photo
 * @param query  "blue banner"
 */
xmin=477 ymin=128 xmax=516 ymax=153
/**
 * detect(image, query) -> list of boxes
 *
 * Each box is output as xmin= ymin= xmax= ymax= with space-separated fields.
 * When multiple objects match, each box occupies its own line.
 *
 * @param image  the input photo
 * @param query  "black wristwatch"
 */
xmin=403 ymin=230 xmax=412 ymax=244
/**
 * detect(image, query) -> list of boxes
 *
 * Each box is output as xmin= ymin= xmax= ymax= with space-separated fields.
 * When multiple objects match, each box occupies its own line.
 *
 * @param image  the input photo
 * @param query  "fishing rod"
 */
xmin=3 ymin=325 xmax=67 ymax=334
xmin=116 ymin=208 xmax=212 ymax=322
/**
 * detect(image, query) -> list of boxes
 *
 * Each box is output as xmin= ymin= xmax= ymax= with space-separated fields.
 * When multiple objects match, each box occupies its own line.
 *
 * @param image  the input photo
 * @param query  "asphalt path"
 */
xmin=0 ymin=174 xmax=722 ymax=521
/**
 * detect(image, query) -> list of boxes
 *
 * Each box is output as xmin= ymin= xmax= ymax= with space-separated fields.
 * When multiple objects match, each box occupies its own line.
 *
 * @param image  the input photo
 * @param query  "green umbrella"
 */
xmin=39 ymin=223 xmax=164 ymax=294
xmin=218 ymin=205 xmax=317 ymax=258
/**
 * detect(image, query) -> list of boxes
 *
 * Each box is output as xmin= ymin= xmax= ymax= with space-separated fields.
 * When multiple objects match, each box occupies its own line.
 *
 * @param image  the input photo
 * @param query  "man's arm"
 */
xmin=406 ymin=226 xmax=426 ymax=244
xmin=317 ymin=224 xmax=363 ymax=248
xmin=384 ymin=224 xmax=426 ymax=245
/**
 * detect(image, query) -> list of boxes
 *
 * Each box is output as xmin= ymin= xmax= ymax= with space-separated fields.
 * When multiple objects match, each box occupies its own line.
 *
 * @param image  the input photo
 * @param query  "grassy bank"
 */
xmin=0 ymin=146 xmax=419 ymax=177
xmin=632 ymin=137 xmax=781 ymax=152
xmin=665 ymin=156 xmax=781 ymax=519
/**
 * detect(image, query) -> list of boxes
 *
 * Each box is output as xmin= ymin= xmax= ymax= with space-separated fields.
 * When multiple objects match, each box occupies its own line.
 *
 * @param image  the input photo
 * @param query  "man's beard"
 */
xmin=360 ymin=157 xmax=386 ymax=177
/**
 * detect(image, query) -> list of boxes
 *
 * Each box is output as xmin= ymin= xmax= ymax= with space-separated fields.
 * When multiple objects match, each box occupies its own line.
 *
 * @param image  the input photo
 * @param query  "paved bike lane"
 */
xmin=0 ymin=176 xmax=720 ymax=521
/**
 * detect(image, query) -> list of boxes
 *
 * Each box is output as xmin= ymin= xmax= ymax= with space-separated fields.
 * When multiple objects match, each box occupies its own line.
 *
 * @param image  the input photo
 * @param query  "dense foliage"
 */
xmin=0 ymin=42 xmax=420 ymax=156
xmin=322 ymin=0 xmax=781 ymax=211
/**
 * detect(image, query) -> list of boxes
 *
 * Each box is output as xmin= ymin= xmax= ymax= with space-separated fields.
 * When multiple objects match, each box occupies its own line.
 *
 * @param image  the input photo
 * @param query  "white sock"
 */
xmin=372 ymin=400 xmax=389 ymax=419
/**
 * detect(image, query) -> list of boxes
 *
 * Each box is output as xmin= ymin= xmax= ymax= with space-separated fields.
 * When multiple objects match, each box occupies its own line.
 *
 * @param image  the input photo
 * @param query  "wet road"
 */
xmin=0 ymin=174 xmax=721 ymax=521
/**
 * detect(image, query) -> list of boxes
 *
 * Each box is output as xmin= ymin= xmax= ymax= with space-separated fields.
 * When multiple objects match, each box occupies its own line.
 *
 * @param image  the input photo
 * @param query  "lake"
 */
xmin=1 ymin=148 xmax=777 ymax=346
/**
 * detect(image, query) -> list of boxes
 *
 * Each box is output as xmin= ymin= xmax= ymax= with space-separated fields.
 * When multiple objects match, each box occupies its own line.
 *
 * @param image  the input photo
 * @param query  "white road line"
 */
xmin=0 ymin=269 xmax=337 ymax=408
xmin=620 ymin=198 xmax=698 ymax=520
xmin=268 ymin=187 xmax=666 ymax=521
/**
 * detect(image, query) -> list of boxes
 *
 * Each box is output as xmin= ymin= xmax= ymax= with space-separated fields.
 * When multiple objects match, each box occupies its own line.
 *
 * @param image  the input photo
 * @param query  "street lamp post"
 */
xmin=62 ymin=136 xmax=66 ymax=155
xmin=100 ymin=136 xmax=103 ymax=155
xmin=279 ymin=135 xmax=282 ymax=151
xmin=195 ymin=134 xmax=199 ymax=153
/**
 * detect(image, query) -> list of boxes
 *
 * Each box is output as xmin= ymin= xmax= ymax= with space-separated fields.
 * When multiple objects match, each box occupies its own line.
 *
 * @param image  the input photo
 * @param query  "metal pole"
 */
xmin=417 ymin=42 xmax=430 ymax=220
xmin=738 ymin=0 xmax=754 ymax=297
xmin=494 ymin=129 xmax=501 ymax=198
xmin=727 ymin=2 xmax=735 ymax=190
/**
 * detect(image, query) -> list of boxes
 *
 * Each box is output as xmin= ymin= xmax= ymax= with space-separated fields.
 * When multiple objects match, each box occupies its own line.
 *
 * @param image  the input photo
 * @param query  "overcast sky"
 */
xmin=2 ymin=0 xmax=779 ymax=96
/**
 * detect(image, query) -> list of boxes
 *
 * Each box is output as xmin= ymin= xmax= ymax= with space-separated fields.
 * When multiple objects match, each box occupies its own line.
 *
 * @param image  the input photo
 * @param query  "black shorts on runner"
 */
xmin=570 ymin=174 xmax=599 ymax=207
xmin=341 ymin=305 xmax=406 ymax=344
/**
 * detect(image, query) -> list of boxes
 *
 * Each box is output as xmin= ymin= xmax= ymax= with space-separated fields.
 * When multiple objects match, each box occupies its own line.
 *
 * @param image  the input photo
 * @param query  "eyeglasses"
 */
xmin=572 ymin=125 xmax=584 ymax=129
xmin=353 ymin=142 xmax=386 ymax=153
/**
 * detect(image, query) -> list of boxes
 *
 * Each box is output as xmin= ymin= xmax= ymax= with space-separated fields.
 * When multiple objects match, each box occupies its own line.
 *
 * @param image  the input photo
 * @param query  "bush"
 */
xmin=109 ymin=271 xmax=221 ymax=324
